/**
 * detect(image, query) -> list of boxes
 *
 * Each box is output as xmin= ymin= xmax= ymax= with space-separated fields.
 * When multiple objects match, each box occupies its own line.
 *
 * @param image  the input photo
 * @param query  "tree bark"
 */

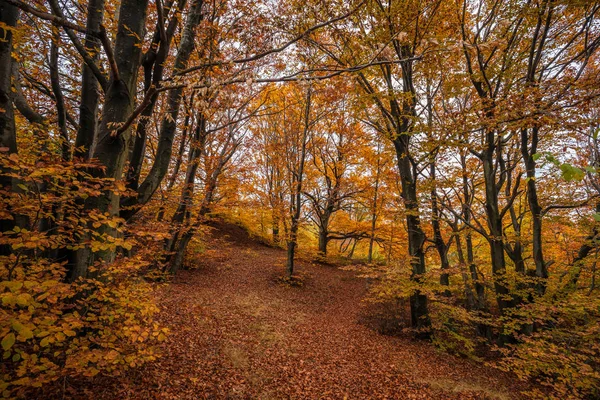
xmin=125 ymin=0 xmax=204 ymax=218
xmin=368 ymin=153 xmax=381 ymax=263
xmin=73 ymin=0 xmax=105 ymax=158
xmin=430 ymin=162 xmax=450 ymax=292
xmin=70 ymin=0 xmax=150 ymax=280
xmin=286 ymin=86 xmax=312 ymax=278
xmin=0 ymin=1 xmax=19 ymax=256
xmin=481 ymin=135 xmax=513 ymax=313
xmin=521 ymin=126 xmax=548 ymax=295
xmin=317 ymin=226 xmax=329 ymax=255
xmin=126 ymin=0 xmax=184 ymax=190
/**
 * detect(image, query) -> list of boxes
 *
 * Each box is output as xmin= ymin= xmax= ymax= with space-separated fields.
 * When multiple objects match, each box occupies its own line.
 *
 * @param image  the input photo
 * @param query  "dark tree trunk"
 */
xmin=125 ymin=0 xmax=204 ymax=218
xmin=348 ymin=238 xmax=358 ymax=259
xmin=0 ymin=1 xmax=19 ymax=256
xmin=272 ymin=212 xmax=280 ymax=244
xmin=70 ymin=0 xmax=151 ymax=280
xmin=286 ymin=86 xmax=311 ymax=278
xmin=165 ymin=114 xmax=207 ymax=271
xmin=74 ymin=0 xmax=105 ymax=158
xmin=481 ymin=127 xmax=514 ymax=313
xmin=430 ymin=162 xmax=450 ymax=292
xmin=126 ymin=0 xmax=183 ymax=190
xmin=455 ymin=233 xmax=476 ymax=310
xmin=368 ymin=154 xmax=381 ymax=263
xmin=49 ymin=34 xmax=70 ymax=160
xmin=317 ymin=226 xmax=328 ymax=255
xmin=0 ymin=1 xmax=18 ymax=155
xmin=286 ymin=234 xmax=297 ymax=278
xmin=394 ymin=136 xmax=430 ymax=335
xmin=460 ymin=153 xmax=485 ymax=307
xmin=357 ymin=53 xmax=430 ymax=334
xmin=521 ymin=126 xmax=548 ymax=295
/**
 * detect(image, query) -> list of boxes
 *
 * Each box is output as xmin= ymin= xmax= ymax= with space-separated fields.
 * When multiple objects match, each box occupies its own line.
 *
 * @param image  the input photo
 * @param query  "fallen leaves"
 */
xmin=56 ymin=221 xmax=521 ymax=399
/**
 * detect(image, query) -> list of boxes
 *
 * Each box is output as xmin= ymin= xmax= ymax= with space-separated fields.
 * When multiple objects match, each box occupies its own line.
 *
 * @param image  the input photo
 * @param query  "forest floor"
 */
xmin=73 ymin=220 xmax=524 ymax=399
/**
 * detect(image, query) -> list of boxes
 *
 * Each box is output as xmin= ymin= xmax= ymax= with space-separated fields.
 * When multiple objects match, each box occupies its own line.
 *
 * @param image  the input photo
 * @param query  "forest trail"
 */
xmin=90 ymin=220 xmax=521 ymax=400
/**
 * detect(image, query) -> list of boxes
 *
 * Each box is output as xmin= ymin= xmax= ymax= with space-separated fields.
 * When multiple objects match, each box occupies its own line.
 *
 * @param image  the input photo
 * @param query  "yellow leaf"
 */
xmin=1 ymin=333 xmax=15 ymax=351
xmin=12 ymin=321 xmax=33 ymax=340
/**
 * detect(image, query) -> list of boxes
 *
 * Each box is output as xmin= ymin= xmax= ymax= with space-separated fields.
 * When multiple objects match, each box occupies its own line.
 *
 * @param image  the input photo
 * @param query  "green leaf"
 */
xmin=546 ymin=154 xmax=560 ymax=166
xmin=532 ymin=153 xmax=542 ymax=161
xmin=560 ymin=163 xmax=585 ymax=182
xmin=1 ymin=333 xmax=15 ymax=351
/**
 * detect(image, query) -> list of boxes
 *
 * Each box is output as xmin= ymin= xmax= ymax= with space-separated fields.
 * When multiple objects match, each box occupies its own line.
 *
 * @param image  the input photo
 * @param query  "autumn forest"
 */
xmin=1 ymin=0 xmax=600 ymax=398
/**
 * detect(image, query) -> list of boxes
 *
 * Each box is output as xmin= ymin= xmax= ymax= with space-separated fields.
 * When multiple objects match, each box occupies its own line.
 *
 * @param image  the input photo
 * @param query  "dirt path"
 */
xmin=91 ymin=221 xmax=522 ymax=400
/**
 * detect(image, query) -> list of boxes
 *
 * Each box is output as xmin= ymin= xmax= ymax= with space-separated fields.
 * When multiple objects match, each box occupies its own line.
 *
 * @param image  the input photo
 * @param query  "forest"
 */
xmin=1 ymin=0 xmax=599 ymax=398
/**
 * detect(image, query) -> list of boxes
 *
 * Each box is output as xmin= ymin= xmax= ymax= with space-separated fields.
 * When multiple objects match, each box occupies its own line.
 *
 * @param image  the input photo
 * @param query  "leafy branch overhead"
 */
xmin=1 ymin=0 xmax=600 ymax=399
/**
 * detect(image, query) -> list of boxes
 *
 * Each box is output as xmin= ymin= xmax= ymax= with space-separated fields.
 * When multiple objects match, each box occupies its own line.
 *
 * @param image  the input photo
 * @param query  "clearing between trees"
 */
xmin=66 ymin=220 xmax=522 ymax=400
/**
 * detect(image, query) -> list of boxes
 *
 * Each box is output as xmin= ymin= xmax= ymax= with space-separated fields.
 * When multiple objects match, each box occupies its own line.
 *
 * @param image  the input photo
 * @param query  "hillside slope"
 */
xmin=70 ymin=220 xmax=522 ymax=399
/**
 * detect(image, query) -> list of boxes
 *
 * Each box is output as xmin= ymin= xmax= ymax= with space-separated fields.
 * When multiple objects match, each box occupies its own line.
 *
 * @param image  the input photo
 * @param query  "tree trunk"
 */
xmin=272 ymin=211 xmax=280 ymax=244
xmin=70 ymin=0 xmax=150 ymax=280
xmin=125 ymin=0 xmax=204 ymax=218
xmin=318 ymin=226 xmax=328 ymax=255
xmin=455 ymin=233 xmax=476 ymax=310
xmin=165 ymin=114 xmax=206 ymax=264
xmin=368 ymin=155 xmax=381 ymax=263
xmin=285 ymin=86 xmax=311 ymax=278
xmin=393 ymin=135 xmax=430 ymax=335
xmin=286 ymin=231 xmax=297 ymax=278
xmin=481 ymin=131 xmax=513 ymax=313
xmin=430 ymin=162 xmax=450 ymax=292
xmin=460 ymin=153 xmax=485 ymax=308
xmin=0 ymin=1 xmax=18 ymax=256
xmin=126 ymin=0 xmax=183 ymax=190
xmin=348 ymin=238 xmax=358 ymax=259
xmin=74 ymin=0 xmax=105 ymax=158
xmin=521 ymin=126 xmax=548 ymax=295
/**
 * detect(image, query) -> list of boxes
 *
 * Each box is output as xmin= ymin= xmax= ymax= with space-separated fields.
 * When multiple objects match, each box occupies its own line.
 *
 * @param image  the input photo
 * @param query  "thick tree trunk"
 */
xmin=286 ymin=230 xmax=297 ymax=278
xmin=0 ymin=1 xmax=19 ymax=256
xmin=481 ymin=133 xmax=513 ymax=313
xmin=393 ymin=135 xmax=430 ymax=335
xmin=286 ymin=178 xmax=303 ymax=278
xmin=169 ymin=229 xmax=194 ymax=274
xmin=74 ymin=0 xmax=105 ymax=158
xmin=317 ymin=226 xmax=328 ymax=255
xmin=70 ymin=0 xmax=150 ymax=280
xmin=0 ymin=1 xmax=18 ymax=156
xmin=378 ymin=51 xmax=430 ymax=335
